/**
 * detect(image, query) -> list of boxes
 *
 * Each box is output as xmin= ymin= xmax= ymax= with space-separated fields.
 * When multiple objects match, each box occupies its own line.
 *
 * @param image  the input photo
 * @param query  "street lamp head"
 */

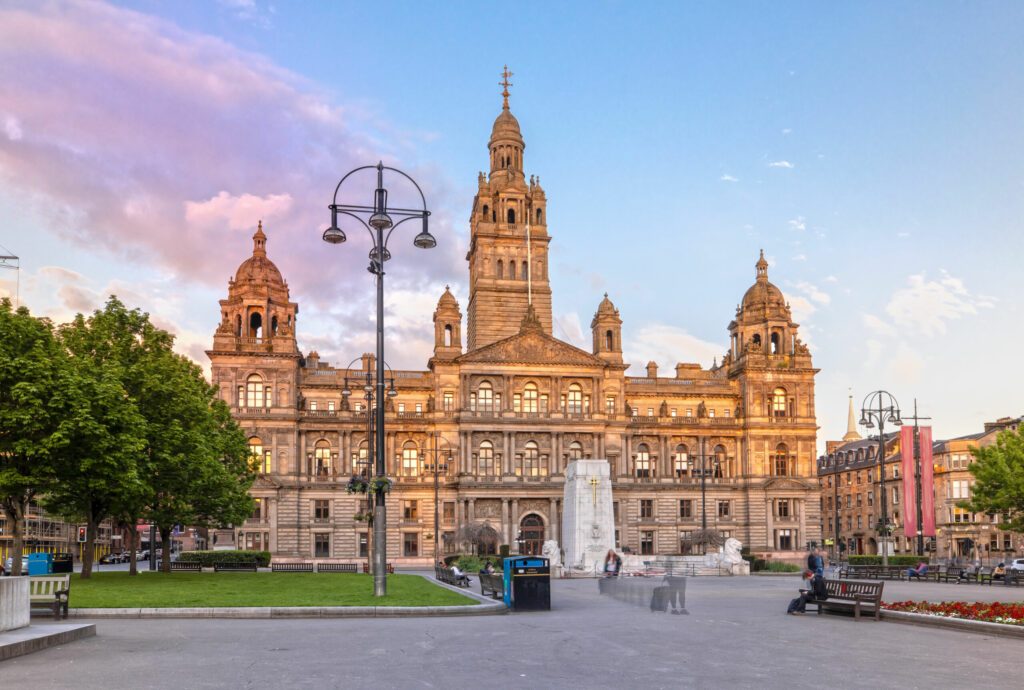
xmin=322 ymin=225 xmax=346 ymax=245
xmin=413 ymin=217 xmax=436 ymax=249
xmin=369 ymin=246 xmax=391 ymax=263
xmin=341 ymin=381 xmax=352 ymax=397
xmin=363 ymin=383 xmax=373 ymax=393
xmin=387 ymin=385 xmax=398 ymax=398
xmin=369 ymin=212 xmax=393 ymax=231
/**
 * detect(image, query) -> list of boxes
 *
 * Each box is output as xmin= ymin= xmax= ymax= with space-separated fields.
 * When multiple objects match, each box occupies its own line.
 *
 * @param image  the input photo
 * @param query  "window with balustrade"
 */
xmin=523 ymin=383 xmax=538 ymax=413
xmin=478 ymin=440 xmax=495 ymax=475
xmin=246 ymin=374 xmax=266 ymax=408
xmin=402 ymin=441 xmax=419 ymax=477
xmin=248 ymin=437 xmax=271 ymax=474
xmin=673 ymin=444 xmax=689 ymax=477
xmin=314 ymin=440 xmax=331 ymax=477
xmin=772 ymin=387 xmax=788 ymax=417
xmin=714 ymin=445 xmax=726 ymax=478
xmin=774 ymin=444 xmax=789 ymax=477
xmin=477 ymin=381 xmax=494 ymax=412
xmin=522 ymin=441 xmax=543 ymax=476
xmin=776 ymin=499 xmax=790 ymax=518
xmin=567 ymin=384 xmax=583 ymax=413
xmin=634 ymin=444 xmax=652 ymax=478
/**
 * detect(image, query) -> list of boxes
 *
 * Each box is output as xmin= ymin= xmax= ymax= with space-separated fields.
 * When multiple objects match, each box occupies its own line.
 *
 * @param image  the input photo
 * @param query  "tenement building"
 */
xmin=208 ymin=89 xmax=822 ymax=566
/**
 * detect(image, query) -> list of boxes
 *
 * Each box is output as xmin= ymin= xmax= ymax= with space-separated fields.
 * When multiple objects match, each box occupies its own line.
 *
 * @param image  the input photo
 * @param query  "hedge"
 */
xmin=847 ymin=555 xmax=929 ymax=567
xmin=178 ymin=550 xmax=271 ymax=567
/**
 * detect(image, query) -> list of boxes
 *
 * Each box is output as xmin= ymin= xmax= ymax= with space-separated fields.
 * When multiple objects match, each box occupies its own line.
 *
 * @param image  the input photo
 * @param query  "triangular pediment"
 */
xmin=762 ymin=477 xmax=813 ymax=492
xmin=457 ymin=329 xmax=607 ymax=367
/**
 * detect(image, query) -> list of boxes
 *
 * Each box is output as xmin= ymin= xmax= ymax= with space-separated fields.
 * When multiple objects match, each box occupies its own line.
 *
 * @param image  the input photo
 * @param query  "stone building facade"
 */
xmin=207 ymin=91 xmax=822 ymax=565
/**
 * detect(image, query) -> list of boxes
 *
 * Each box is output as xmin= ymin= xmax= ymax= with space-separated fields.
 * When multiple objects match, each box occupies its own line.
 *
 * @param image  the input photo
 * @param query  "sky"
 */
xmin=0 ymin=0 xmax=1021 ymax=452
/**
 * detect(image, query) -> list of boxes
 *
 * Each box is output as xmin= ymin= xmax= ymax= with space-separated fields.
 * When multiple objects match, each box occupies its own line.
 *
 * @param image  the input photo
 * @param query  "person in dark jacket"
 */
xmin=787 ymin=570 xmax=827 ymax=615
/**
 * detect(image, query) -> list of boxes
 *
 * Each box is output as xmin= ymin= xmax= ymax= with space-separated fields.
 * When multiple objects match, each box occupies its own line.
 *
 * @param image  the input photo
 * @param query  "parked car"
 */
xmin=136 ymin=549 xmax=150 ymax=560
xmin=1009 ymin=558 xmax=1024 ymax=573
xmin=99 ymin=552 xmax=127 ymax=564
xmin=3 ymin=556 xmax=29 ymax=574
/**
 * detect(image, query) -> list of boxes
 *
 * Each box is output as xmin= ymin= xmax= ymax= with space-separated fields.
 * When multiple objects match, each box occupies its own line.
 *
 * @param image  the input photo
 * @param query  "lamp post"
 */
xmin=324 ymin=163 xmax=434 ymax=597
xmin=341 ymin=356 xmax=397 ymax=575
xmin=421 ymin=433 xmax=453 ymax=564
xmin=859 ymin=391 xmax=902 ymax=567
xmin=697 ymin=435 xmax=720 ymax=533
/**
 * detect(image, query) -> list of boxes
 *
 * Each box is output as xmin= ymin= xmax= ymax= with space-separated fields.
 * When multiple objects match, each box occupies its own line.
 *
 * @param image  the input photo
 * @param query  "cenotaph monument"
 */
xmin=562 ymin=459 xmax=615 ymax=572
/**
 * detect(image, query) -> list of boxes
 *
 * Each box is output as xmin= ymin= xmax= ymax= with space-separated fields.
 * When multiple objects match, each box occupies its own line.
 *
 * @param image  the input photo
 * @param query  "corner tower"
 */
xmin=465 ymin=67 xmax=553 ymax=350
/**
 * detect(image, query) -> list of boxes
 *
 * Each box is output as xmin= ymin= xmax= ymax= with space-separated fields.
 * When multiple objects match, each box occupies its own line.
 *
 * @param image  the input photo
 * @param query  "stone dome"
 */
xmin=740 ymin=250 xmax=786 ymax=312
xmin=489 ymin=108 xmax=524 ymax=146
xmin=437 ymin=285 xmax=459 ymax=310
xmin=234 ymin=222 xmax=285 ymax=286
xmin=596 ymin=293 xmax=618 ymax=316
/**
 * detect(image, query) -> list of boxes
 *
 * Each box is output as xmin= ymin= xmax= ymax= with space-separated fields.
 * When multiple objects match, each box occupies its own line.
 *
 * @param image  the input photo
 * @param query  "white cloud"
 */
xmin=824 ymin=275 xmax=838 ymax=283
xmin=793 ymin=280 xmax=830 ymax=305
xmin=897 ymin=231 xmax=911 ymax=238
xmin=768 ymin=160 xmax=794 ymax=169
xmin=785 ymin=294 xmax=816 ymax=325
xmin=884 ymin=271 xmax=996 ymax=336
xmin=781 ymin=128 xmax=792 ymax=135
xmin=861 ymin=313 xmax=896 ymax=337
xmin=792 ymin=254 xmax=807 ymax=262
xmin=788 ymin=216 xmax=806 ymax=231
xmin=624 ymin=323 xmax=725 ymax=373
xmin=720 ymin=174 xmax=738 ymax=182
xmin=3 ymin=114 xmax=22 ymax=141
xmin=554 ymin=312 xmax=587 ymax=348
xmin=185 ymin=191 xmax=293 ymax=231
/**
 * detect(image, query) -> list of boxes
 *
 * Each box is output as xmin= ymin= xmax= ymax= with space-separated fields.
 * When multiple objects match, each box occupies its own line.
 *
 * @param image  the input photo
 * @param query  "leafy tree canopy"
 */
xmin=962 ymin=425 xmax=1024 ymax=532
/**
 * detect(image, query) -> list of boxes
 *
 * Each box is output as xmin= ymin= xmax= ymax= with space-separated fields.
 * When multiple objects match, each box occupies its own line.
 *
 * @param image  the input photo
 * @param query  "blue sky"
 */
xmin=0 ymin=1 xmax=1021 ymax=450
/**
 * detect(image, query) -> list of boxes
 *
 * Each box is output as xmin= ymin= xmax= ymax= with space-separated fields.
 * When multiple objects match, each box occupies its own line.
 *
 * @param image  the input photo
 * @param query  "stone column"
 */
xmin=510 ymin=432 xmax=518 ymax=476
xmin=798 ymin=499 xmax=806 ymax=551
xmin=511 ymin=498 xmax=519 ymax=550
xmin=503 ymin=432 xmax=511 ymax=475
xmin=502 ymin=499 xmax=511 ymax=544
xmin=766 ymin=497 xmax=775 ymax=551
xmin=549 ymin=497 xmax=558 ymax=543
xmin=468 ymin=498 xmax=476 ymax=523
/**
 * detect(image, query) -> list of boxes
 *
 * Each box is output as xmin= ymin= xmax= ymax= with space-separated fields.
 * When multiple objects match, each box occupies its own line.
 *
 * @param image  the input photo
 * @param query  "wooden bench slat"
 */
xmin=806 ymin=579 xmax=883 ymax=621
xmin=317 ymin=563 xmax=358 ymax=573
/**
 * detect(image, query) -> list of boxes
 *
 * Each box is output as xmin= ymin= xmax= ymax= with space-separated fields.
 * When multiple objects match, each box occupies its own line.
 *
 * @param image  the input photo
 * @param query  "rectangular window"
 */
xmin=606 ymin=396 xmax=616 ymax=415
xmin=717 ymin=501 xmax=731 ymax=519
xmin=892 ymin=487 xmax=899 ymax=505
xmin=398 ymin=402 xmax=405 ymax=413
xmin=237 ymin=386 xmax=244 ymax=407
xmin=640 ymin=531 xmax=655 ymax=555
xmin=310 ymin=400 xmax=317 ymax=411
xmin=776 ymin=499 xmax=790 ymax=518
xmin=857 ymin=516 xmax=863 ymax=530
xmin=442 ymin=501 xmax=455 ymax=522
xmin=358 ymin=532 xmax=368 ymax=557
xmin=685 ymin=408 xmax=693 ymax=417
xmin=723 ymin=409 xmax=730 ymax=417
xmin=952 ymin=480 xmax=970 ymax=499
xmin=251 ymin=498 xmax=263 ymax=520
xmin=777 ymin=529 xmax=793 ymax=550
xmin=313 ymin=499 xmax=330 ymax=522
xmin=403 ymin=532 xmax=419 ymax=557
xmin=513 ymin=394 xmax=522 ymax=412
xmin=679 ymin=531 xmax=692 ymax=553
xmin=328 ymin=400 xmax=335 ymax=412
xmin=856 ymin=494 xmax=862 ymax=507
xmin=867 ymin=491 xmax=873 ymax=507
xmin=443 ymin=391 xmax=454 ymax=411
xmin=640 ymin=499 xmax=654 ymax=519
xmin=314 ymin=533 xmax=330 ymax=558
xmin=416 ymin=403 xmax=423 ymax=414
xmin=613 ymin=501 xmax=620 ymax=523
xmin=670 ymin=408 xmax=677 ymax=417
xmin=632 ymin=407 xmax=639 ymax=417
xmin=845 ymin=494 xmax=851 ymax=508
xmin=403 ymin=500 xmax=418 ymax=521
xmin=679 ymin=499 xmax=693 ymax=518
xmin=708 ymin=409 xmax=715 ymax=418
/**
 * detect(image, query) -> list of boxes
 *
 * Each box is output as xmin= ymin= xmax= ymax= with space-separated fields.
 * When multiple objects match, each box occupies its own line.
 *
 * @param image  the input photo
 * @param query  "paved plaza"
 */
xmin=1 ymin=575 xmax=1021 ymax=689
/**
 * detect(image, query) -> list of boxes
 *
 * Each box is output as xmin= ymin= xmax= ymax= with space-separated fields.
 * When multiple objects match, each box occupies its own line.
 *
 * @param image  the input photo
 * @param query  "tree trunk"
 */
xmin=159 ymin=525 xmax=172 ymax=573
xmin=2 ymin=501 xmax=25 ymax=576
xmin=80 ymin=517 xmax=98 ymax=579
xmin=126 ymin=525 xmax=138 ymax=576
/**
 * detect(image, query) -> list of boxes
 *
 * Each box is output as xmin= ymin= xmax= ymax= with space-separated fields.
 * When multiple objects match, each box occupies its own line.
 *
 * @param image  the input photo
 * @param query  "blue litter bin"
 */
xmin=503 ymin=556 xmax=551 ymax=611
xmin=27 ymin=552 xmax=53 ymax=576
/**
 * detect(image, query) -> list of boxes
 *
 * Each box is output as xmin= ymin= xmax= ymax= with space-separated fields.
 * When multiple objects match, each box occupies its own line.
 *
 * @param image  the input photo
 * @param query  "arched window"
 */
xmin=567 ymin=383 xmax=583 ymax=414
xmin=673 ymin=444 xmax=689 ymax=477
xmin=314 ymin=440 xmax=331 ymax=477
xmin=509 ymin=261 xmax=516 ymax=280
xmin=402 ymin=441 xmax=419 ymax=477
xmin=491 ymin=209 xmax=496 ymax=222
xmin=271 ymin=315 xmax=279 ymax=335
xmin=522 ymin=261 xmax=528 ymax=280
xmin=353 ymin=441 xmax=369 ymax=476
xmin=482 ymin=204 xmax=489 ymax=219
xmin=497 ymin=260 xmax=504 ymax=279
xmin=477 ymin=381 xmax=493 ymax=412
xmin=774 ymin=443 xmax=789 ymax=477
xmin=444 ymin=324 xmax=453 ymax=347
xmin=507 ymin=208 xmax=516 ymax=224
xmin=246 ymin=374 xmax=265 ymax=408
xmin=523 ymin=441 xmax=541 ymax=476
xmin=771 ymin=332 xmax=780 ymax=354
xmin=605 ymin=330 xmax=614 ymax=350
xmin=568 ymin=441 xmax=583 ymax=460
xmin=522 ymin=383 xmax=538 ymax=413
xmin=713 ymin=444 xmax=726 ymax=478
xmin=249 ymin=311 xmax=262 ymax=338
xmin=235 ymin=315 xmax=242 ymax=337
xmin=478 ymin=440 xmax=495 ymax=476
xmin=536 ymin=208 xmax=542 ymax=223
xmin=752 ymin=333 xmax=762 ymax=347
xmin=635 ymin=444 xmax=651 ymax=478
xmin=249 ymin=437 xmax=271 ymax=474
xmin=772 ymin=387 xmax=788 ymax=417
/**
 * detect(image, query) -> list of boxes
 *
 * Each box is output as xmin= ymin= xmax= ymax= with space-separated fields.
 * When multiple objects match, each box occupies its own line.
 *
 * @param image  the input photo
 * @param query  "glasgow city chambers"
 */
xmin=208 ymin=90 xmax=822 ymax=566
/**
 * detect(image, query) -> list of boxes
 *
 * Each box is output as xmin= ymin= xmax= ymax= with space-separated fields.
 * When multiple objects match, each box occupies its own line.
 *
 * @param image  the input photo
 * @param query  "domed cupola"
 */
xmin=592 ymin=293 xmax=623 ymax=364
xmin=740 ymin=250 xmax=788 ymax=315
xmin=233 ymin=221 xmax=286 ymax=288
xmin=727 ymin=249 xmax=805 ymax=363
xmin=488 ymin=65 xmax=526 ymax=176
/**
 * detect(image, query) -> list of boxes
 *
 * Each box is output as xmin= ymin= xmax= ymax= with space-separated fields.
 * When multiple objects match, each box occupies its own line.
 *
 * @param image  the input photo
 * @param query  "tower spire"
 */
xmin=843 ymin=390 xmax=862 ymax=442
xmin=500 ymin=65 xmax=513 ymax=110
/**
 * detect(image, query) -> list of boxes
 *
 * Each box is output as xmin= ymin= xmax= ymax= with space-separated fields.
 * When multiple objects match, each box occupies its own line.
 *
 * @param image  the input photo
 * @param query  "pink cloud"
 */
xmin=0 ymin=0 xmax=463 ymax=320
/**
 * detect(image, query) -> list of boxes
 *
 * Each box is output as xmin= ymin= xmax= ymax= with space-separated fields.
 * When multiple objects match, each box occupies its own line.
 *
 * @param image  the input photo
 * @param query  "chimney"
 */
xmin=646 ymin=361 xmax=658 ymax=378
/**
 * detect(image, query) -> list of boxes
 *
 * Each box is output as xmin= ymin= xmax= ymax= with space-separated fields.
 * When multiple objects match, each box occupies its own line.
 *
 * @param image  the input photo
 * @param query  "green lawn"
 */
xmin=70 ymin=572 xmax=476 ymax=608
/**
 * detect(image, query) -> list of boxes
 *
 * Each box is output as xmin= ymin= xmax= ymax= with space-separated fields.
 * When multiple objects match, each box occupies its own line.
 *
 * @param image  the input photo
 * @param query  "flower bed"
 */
xmin=883 ymin=600 xmax=1024 ymax=626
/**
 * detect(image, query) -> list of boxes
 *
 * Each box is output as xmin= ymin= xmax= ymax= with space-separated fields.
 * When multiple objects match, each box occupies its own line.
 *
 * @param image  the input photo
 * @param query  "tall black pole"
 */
xmin=912 ymin=399 xmax=924 ymax=557
xmin=433 ymin=434 xmax=440 ymax=565
xmin=878 ymin=402 xmax=889 ymax=567
xmin=372 ymin=221 xmax=387 ymax=597
xmin=833 ymin=463 xmax=840 ymax=561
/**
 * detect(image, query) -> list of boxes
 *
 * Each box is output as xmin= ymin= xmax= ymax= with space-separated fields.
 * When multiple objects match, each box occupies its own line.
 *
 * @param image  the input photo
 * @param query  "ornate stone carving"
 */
xmin=475 ymin=499 xmax=501 ymax=519
xmin=519 ymin=499 xmax=548 ymax=517
xmin=456 ymin=329 xmax=605 ymax=366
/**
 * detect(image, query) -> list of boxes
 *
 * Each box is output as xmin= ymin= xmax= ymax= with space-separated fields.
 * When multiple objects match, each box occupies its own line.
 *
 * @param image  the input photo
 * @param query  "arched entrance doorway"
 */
xmin=519 ymin=514 xmax=545 ymax=556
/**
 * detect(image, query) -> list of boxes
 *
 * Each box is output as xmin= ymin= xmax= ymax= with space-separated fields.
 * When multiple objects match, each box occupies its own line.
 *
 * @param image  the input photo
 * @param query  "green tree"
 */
xmin=42 ymin=358 xmax=146 ymax=578
xmin=0 ymin=300 xmax=64 ymax=576
xmin=962 ymin=425 xmax=1024 ymax=532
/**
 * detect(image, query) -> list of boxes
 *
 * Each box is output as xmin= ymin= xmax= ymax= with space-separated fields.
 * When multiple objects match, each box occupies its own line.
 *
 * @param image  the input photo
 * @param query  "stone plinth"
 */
xmin=0 ymin=577 xmax=30 ymax=632
xmin=562 ymin=459 xmax=615 ymax=572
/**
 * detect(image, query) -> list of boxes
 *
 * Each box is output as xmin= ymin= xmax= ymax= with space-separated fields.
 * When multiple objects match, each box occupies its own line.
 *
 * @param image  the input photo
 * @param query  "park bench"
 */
xmin=939 ymin=567 xmax=964 ymax=583
xmin=317 ymin=563 xmax=358 ymax=573
xmin=479 ymin=572 xmax=503 ymax=598
xmin=805 ymin=579 xmax=884 ymax=621
xmin=29 ymin=574 xmax=70 ymax=620
xmin=271 ymin=562 xmax=314 ymax=573
xmin=214 ymin=561 xmax=258 ymax=572
xmin=434 ymin=565 xmax=469 ymax=587
xmin=170 ymin=561 xmax=202 ymax=572
xmin=977 ymin=567 xmax=994 ymax=585
xmin=362 ymin=562 xmax=394 ymax=574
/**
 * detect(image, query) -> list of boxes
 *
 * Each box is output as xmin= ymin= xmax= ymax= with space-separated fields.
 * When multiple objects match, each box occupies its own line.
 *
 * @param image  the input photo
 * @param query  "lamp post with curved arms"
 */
xmin=323 ymin=163 xmax=435 ymax=597
xmin=859 ymin=390 xmax=903 ymax=567
xmin=420 ymin=433 xmax=454 ymax=564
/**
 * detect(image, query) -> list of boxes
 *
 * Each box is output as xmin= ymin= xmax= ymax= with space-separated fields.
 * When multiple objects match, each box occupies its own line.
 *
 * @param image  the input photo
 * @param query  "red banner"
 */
xmin=900 ymin=426 xmax=917 ymax=536
xmin=920 ymin=426 xmax=936 ymax=537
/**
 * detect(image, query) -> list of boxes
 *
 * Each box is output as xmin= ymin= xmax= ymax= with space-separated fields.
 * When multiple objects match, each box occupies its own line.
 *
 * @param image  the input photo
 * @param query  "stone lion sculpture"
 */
xmin=721 ymin=538 xmax=743 ymax=566
xmin=541 ymin=540 xmax=561 ymax=568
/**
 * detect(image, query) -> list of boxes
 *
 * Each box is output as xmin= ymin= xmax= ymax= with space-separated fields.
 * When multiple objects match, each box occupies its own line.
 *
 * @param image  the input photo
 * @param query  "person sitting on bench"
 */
xmin=450 ymin=563 xmax=470 ymax=586
xmin=787 ymin=570 xmax=827 ymax=615
xmin=906 ymin=561 xmax=929 ymax=579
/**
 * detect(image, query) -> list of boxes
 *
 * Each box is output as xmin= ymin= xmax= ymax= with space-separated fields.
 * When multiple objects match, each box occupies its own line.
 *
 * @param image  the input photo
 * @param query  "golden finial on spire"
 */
xmin=499 ymin=65 xmax=513 ymax=109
